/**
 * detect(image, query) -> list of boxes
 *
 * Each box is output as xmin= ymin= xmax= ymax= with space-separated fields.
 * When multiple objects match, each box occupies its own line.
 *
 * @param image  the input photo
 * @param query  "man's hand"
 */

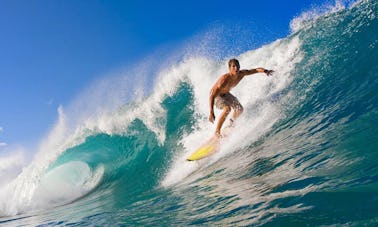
xmin=209 ymin=111 xmax=215 ymax=123
xmin=264 ymin=69 xmax=274 ymax=76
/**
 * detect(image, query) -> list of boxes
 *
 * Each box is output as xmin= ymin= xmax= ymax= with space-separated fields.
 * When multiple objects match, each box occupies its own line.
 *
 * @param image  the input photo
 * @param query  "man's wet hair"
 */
xmin=228 ymin=58 xmax=240 ymax=68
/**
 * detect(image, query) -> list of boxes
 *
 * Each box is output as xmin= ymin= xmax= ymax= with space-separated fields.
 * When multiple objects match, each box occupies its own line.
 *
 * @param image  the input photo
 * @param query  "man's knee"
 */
xmin=239 ymin=105 xmax=244 ymax=114
xmin=235 ymin=105 xmax=243 ymax=114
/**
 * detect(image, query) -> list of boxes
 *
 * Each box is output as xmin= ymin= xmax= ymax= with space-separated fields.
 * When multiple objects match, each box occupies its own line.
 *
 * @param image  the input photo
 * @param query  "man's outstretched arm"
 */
xmin=241 ymin=68 xmax=274 ymax=76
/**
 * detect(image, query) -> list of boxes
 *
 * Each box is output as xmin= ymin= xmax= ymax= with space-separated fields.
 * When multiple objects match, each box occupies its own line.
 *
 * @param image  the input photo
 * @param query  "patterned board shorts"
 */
xmin=215 ymin=92 xmax=242 ymax=110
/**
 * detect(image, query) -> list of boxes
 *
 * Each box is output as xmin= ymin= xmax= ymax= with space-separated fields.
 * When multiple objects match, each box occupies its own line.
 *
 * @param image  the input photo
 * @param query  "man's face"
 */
xmin=229 ymin=62 xmax=240 ymax=74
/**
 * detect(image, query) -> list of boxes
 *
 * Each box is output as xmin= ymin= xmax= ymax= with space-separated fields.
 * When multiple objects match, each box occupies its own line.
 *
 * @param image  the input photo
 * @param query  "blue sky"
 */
xmin=0 ymin=0 xmax=329 ymax=150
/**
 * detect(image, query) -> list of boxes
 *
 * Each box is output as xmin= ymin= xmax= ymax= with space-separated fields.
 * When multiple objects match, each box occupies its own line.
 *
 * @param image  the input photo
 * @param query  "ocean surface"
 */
xmin=1 ymin=0 xmax=377 ymax=226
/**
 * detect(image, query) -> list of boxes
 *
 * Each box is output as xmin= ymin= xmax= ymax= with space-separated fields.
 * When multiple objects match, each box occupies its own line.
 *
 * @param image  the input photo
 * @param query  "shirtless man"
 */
xmin=209 ymin=58 xmax=274 ymax=137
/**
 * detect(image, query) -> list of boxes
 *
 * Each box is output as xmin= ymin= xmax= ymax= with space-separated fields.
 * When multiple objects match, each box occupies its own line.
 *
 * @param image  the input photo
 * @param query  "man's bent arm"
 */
xmin=209 ymin=86 xmax=220 ymax=123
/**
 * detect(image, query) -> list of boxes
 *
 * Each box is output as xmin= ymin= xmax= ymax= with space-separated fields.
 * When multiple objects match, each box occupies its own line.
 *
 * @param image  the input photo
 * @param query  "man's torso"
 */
xmin=217 ymin=72 xmax=244 ymax=95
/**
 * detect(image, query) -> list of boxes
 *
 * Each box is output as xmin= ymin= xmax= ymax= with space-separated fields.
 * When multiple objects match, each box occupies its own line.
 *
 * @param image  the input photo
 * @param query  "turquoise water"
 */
xmin=1 ymin=0 xmax=377 ymax=226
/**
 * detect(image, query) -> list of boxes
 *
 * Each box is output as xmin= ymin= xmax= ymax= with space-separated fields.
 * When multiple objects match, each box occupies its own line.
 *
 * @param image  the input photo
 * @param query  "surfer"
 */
xmin=209 ymin=58 xmax=274 ymax=137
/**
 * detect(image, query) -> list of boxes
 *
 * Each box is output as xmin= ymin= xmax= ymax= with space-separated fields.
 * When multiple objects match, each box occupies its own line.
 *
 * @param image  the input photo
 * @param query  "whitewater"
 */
xmin=1 ymin=0 xmax=377 ymax=225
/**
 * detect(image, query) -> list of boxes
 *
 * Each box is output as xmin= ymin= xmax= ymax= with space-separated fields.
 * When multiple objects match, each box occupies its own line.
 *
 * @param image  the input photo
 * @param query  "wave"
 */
xmin=0 ymin=0 xmax=377 ymax=225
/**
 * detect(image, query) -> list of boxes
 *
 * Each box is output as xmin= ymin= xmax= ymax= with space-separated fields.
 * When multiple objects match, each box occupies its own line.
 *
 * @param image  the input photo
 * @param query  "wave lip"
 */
xmin=289 ymin=0 xmax=360 ymax=33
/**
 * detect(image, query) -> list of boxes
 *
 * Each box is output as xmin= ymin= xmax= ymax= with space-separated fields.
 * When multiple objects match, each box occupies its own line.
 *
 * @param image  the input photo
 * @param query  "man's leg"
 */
xmin=215 ymin=105 xmax=231 ymax=136
xmin=228 ymin=97 xmax=243 ymax=127
xmin=232 ymin=103 xmax=243 ymax=120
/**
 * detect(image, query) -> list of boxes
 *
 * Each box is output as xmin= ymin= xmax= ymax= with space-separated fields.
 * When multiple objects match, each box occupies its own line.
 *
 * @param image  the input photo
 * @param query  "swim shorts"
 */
xmin=215 ymin=92 xmax=241 ymax=110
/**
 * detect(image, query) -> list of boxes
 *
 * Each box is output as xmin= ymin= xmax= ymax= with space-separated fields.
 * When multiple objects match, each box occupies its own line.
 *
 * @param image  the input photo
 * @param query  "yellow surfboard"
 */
xmin=186 ymin=126 xmax=233 ymax=161
xmin=186 ymin=136 xmax=220 ymax=161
